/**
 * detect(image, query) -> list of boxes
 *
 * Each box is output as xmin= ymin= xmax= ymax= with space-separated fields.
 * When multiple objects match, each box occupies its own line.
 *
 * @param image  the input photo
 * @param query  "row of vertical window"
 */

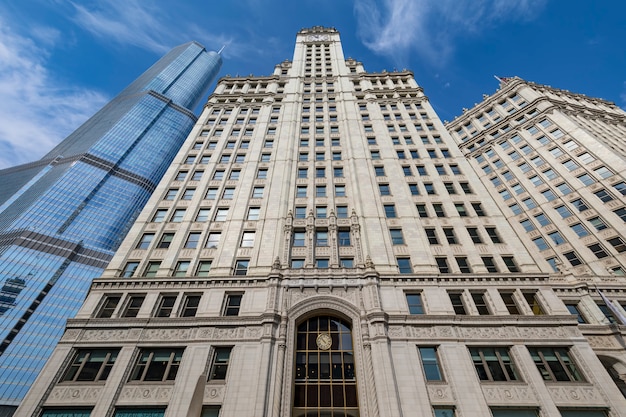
xmin=397 ymin=254 xmax=517 ymax=274
xmin=152 ymin=206 xmax=261 ymax=223
xmin=419 ymin=345 xmax=583 ymax=384
xmin=60 ymin=345 xmax=231 ymax=384
xmin=407 ymin=290 xmax=545 ymax=316
xmin=122 ymin=258 xmax=248 ymax=278
xmin=95 ymin=292 xmax=242 ymax=319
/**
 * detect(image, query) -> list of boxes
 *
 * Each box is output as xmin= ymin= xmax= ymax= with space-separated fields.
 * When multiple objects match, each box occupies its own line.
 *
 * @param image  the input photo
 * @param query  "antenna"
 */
xmin=218 ymin=45 xmax=226 ymax=55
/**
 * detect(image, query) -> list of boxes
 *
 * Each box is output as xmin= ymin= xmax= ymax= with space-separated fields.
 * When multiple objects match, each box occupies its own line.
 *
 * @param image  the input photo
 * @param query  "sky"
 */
xmin=0 ymin=0 xmax=624 ymax=170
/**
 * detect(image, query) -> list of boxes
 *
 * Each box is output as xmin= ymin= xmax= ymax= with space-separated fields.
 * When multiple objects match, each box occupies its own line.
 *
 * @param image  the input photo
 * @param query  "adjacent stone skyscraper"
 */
xmin=0 ymin=41 xmax=222 ymax=414
xmin=15 ymin=28 xmax=626 ymax=417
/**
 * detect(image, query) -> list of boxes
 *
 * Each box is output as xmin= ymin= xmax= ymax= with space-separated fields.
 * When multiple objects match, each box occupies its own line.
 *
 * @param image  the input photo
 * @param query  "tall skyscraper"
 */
xmin=15 ymin=28 xmax=626 ymax=417
xmin=0 ymin=42 xmax=222 ymax=414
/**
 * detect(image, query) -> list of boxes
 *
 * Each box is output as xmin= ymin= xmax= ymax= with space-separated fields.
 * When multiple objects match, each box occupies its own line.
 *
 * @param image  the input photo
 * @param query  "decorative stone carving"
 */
xmin=141 ymin=328 xmax=193 ymax=340
xmin=61 ymin=329 xmax=81 ymax=341
xmin=82 ymin=329 xmax=129 ymax=341
xmin=204 ymin=385 xmax=225 ymax=402
xmin=47 ymin=386 xmax=102 ymax=403
xmin=482 ymin=385 xmax=534 ymax=404
xmin=119 ymin=386 xmax=172 ymax=403
xmin=587 ymin=335 xmax=619 ymax=349
xmin=548 ymin=386 xmax=603 ymax=405
xmin=427 ymin=384 xmax=454 ymax=402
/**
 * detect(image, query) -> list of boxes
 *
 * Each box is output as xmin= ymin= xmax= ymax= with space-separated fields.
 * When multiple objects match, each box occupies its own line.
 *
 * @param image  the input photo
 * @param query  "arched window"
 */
xmin=293 ymin=315 xmax=359 ymax=417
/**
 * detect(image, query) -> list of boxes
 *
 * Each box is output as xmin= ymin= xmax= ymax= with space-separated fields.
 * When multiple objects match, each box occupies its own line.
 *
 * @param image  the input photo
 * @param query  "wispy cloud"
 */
xmin=69 ymin=0 xmax=240 ymax=57
xmin=354 ymin=0 xmax=546 ymax=66
xmin=0 ymin=19 xmax=107 ymax=169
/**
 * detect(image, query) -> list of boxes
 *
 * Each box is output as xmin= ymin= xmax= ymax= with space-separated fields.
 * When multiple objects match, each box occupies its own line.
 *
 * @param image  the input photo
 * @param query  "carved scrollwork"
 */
xmin=47 ymin=386 xmax=102 ymax=403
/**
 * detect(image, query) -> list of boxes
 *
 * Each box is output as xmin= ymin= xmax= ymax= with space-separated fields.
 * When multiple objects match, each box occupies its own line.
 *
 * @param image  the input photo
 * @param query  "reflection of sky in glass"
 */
xmin=0 ymin=43 xmax=222 ymax=405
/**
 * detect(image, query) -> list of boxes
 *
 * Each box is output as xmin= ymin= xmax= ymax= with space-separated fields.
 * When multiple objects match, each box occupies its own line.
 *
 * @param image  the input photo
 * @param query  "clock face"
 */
xmin=316 ymin=333 xmax=333 ymax=350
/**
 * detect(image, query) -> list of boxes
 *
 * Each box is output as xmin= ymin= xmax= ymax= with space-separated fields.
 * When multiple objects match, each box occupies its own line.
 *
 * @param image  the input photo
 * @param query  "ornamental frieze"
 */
xmin=47 ymin=386 xmax=101 ymax=404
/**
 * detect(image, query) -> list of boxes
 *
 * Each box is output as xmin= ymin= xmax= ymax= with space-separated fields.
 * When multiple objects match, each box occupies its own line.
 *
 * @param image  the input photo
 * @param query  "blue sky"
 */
xmin=0 ymin=0 xmax=624 ymax=169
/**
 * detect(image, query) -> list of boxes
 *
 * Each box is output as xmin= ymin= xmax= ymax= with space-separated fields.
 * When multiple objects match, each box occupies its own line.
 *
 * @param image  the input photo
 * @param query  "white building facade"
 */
xmin=15 ymin=28 xmax=626 ymax=417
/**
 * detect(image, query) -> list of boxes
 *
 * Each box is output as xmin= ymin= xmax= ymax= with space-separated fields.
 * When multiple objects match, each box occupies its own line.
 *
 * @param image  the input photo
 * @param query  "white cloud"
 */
xmin=69 ymin=0 xmax=241 ymax=57
xmin=0 ymin=19 xmax=107 ymax=169
xmin=354 ymin=0 xmax=546 ymax=66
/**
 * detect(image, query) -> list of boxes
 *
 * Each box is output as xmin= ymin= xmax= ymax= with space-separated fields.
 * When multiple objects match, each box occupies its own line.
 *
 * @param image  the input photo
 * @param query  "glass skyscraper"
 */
xmin=0 ymin=41 xmax=222 ymax=413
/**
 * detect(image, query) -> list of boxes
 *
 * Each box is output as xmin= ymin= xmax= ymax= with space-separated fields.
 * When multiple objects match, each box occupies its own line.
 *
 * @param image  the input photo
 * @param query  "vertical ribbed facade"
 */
xmin=0 ymin=42 xmax=222 ymax=412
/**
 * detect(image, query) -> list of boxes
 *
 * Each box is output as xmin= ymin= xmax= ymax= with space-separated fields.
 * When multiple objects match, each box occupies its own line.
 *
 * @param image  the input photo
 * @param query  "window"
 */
xmin=556 ymin=205 xmax=572 ymax=218
xmin=613 ymin=181 xmax=626 ymax=196
xmin=571 ymin=198 xmax=588 ymax=212
xmin=406 ymin=293 xmax=424 ymax=314
xmin=570 ymin=223 xmax=589 ymax=237
xmin=247 ymin=207 xmax=260 ymax=220
xmin=338 ymin=230 xmax=351 ymax=246
xmin=205 ymin=188 xmax=218 ymax=200
xmin=500 ymin=292 xmax=520 ymax=314
xmin=206 ymin=232 xmax=221 ymax=249
xmin=397 ymin=257 xmax=412 ymax=274
xmin=209 ymin=347 xmax=232 ymax=380
xmin=180 ymin=295 xmax=201 ymax=317
xmin=577 ymin=174 xmax=594 ymax=186
xmin=96 ymin=295 xmax=120 ymax=318
xmin=409 ymin=183 xmax=420 ymax=195
xmin=482 ymin=257 xmax=498 ymax=273
xmin=416 ymin=204 xmax=428 ymax=217
xmin=384 ymin=204 xmax=397 ymax=218
xmin=316 ymin=167 xmax=326 ymax=178
xmin=485 ymin=227 xmax=501 ymax=243
xmin=164 ymin=188 xmax=178 ymax=200
xmin=424 ymin=183 xmax=436 ymax=194
xmin=223 ymin=294 xmax=242 ymax=316
xmin=184 ymin=232 xmax=202 ymax=249
xmin=152 ymin=209 xmax=167 ymax=223
xmin=451 ymin=203 xmax=468 ymax=217
xmin=241 ymin=231 xmax=255 ymax=247
xmin=470 ymin=347 xmax=518 ymax=381
xmin=229 ymin=170 xmax=240 ymax=180
xmin=548 ymin=231 xmax=566 ymax=245
xmin=390 ymin=229 xmax=404 ymax=245
xmin=234 ymin=260 xmax=249 ymax=275
xmin=121 ymin=262 xmax=139 ymax=278
xmin=252 ymin=187 xmax=264 ymax=198
xmin=443 ymin=228 xmax=457 ymax=244
xmin=379 ymin=184 xmax=390 ymax=196
xmin=296 ymin=186 xmax=307 ymax=198
xmin=502 ymin=256 xmax=519 ymax=272
xmin=588 ymin=243 xmax=609 ymax=259
xmin=340 ymin=258 xmax=354 ymax=268
xmin=588 ymin=216 xmax=608 ymax=231
xmin=566 ymin=303 xmax=586 ymax=324
xmin=523 ymin=292 xmax=544 ymax=315
xmin=337 ymin=206 xmax=348 ymax=218
xmin=316 ymin=230 xmax=329 ymax=246
xmin=215 ymin=208 xmax=228 ymax=221
xmin=433 ymin=408 xmax=456 ymax=417
xmin=129 ymin=348 xmax=184 ymax=382
xmin=316 ymin=258 xmax=329 ymax=268
xmin=456 ymin=257 xmax=471 ymax=273
xmin=436 ymin=257 xmax=450 ymax=273
xmin=616 ymin=207 xmax=626 ymax=222
xmin=529 ymin=347 xmax=583 ymax=382
xmin=136 ymin=233 xmax=154 ymax=250
xmin=472 ymin=203 xmax=485 ymax=216
xmin=374 ymin=166 xmax=385 ymax=176
xmin=316 ymin=185 xmax=327 ymax=197
xmin=62 ymin=349 xmax=119 ymax=382
xmin=594 ymin=166 xmax=613 ymax=179
xmin=594 ymin=189 xmax=614 ymax=202
xmin=419 ymin=347 xmax=443 ymax=381
xmin=425 ymin=228 xmax=439 ymax=244
xmin=261 ymin=153 xmax=271 ymax=162
xmin=175 ymin=171 xmax=187 ymax=181
xmin=520 ymin=219 xmax=535 ymax=232
xmin=143 ymin=261 xmax=161 ymax=277
xmin=465 ymin=227 xmax=482 ymax=244
xmin=174 ymin=261 xmax=190 ymax=277
xmin=608 ymin=237 xmax=626 ymax=253
xmin=257 ymin=169 xmax=268 ymax=179
xmin=333 ymin=167 xmax=344 ymax=178
xmin=403 ymin=166 xmax=413 ymax=176
xmin=196 ymin=261 xmax=212 ymax=276
xmin=564 ymin=251 xmax=582 ymax=266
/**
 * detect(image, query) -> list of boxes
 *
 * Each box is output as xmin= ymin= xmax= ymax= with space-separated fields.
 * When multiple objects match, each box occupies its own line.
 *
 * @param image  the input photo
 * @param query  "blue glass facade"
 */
xmin=0 ymin=42 xmax=222 ymax=410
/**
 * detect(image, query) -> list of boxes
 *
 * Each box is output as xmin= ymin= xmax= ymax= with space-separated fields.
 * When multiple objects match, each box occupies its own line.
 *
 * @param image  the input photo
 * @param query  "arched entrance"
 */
xmin=292 ymin=315 xmax=359 ymax=417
